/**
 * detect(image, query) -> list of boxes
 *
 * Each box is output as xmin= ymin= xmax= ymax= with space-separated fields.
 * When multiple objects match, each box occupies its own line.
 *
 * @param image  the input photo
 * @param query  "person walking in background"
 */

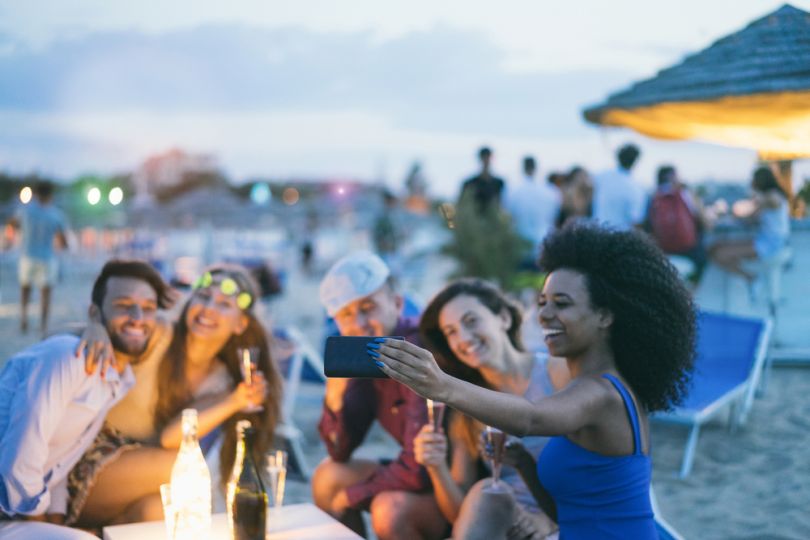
xmin=313 ymin=252 xmax=441 ymax=540
xmin=555 ymin=166 xmax=594 ymax=228
xmin=404 ymin=161 xmax=430 ymax=215
xmin=459 ymin=147 xmax=506 ymax=215
xmin=373 ymin=190 xmax=404 ymax=270
xmin=300 ymin=208 xmax=318 ymax=276
xmin=592 ymin=144 xmax=647 ymax=230
xmin=0 ymin=260 xmax=173 ymax=539
xmin=708 ymin=166 xmax=790 ymax=287
xmin=505 ymin=156 xmax=561 ymax=263
xmin=6 ymin=180 xmax=68 ymax=336
xmin=644 ymin=165 xmax=711 ymax=284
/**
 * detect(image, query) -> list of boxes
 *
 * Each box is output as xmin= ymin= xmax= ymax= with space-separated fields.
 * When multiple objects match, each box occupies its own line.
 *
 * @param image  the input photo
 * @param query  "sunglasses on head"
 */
xmin=192 ymin=271 xmax=253 ymax=310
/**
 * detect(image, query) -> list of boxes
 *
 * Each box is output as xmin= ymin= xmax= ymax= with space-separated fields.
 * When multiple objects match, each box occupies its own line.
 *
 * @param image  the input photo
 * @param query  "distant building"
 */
xmin=131 ymin=148 xmax=219 ymax=203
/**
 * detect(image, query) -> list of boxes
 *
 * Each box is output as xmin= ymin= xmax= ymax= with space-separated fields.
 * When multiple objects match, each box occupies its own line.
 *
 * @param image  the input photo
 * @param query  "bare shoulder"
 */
xmin=553 ymin=375 xmax=619 ymax=417
xmin=580 ymin=374 xmax=639 ymax=415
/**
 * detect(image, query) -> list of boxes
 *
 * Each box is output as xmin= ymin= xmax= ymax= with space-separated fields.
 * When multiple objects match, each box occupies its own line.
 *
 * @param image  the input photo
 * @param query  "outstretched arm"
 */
xmin=375 ymin=339 xmax=600 ymax=438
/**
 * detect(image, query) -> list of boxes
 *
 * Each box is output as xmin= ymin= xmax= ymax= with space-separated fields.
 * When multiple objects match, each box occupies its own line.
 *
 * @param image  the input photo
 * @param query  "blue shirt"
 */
xmin=13 ymin=200 xmax=66 ymax=260
xmin=537 ymin=374 xmax=656 ymax=539
xmin=0 ymin=335 xmax=134 ymax=516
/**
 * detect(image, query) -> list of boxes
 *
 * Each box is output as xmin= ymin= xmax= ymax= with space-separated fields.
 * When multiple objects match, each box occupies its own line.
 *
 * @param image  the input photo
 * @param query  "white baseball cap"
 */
xmin=319 ymin=251 xmax=391 ymax=316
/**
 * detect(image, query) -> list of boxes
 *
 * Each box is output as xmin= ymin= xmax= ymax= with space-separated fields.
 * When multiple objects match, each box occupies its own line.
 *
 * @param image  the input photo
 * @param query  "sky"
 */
xmin=1 ymin=0 xmax=808 ymax=196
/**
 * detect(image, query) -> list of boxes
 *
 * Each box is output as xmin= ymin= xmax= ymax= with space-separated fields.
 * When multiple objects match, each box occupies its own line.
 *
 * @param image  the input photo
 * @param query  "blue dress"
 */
xmin=536 ymin=374 xmax=657 ymax=539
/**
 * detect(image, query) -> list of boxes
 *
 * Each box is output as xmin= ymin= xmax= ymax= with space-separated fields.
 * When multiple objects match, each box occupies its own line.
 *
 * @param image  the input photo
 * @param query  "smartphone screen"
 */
xmin=323 ymin=336 xmax=404 ymax=378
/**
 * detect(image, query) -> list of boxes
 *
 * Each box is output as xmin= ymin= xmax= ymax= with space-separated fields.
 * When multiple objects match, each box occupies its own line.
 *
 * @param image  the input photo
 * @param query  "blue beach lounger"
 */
xmin=653 ymin=311 xmax=772 ymax=478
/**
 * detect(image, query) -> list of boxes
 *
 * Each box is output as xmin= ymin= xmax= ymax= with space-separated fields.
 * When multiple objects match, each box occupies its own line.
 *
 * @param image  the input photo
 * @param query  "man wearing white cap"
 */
xmin=313 ymin=252 xmax=446 ymax=540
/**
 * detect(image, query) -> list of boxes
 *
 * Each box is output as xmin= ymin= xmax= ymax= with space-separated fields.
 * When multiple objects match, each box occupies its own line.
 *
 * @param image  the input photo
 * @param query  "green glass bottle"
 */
xmin=230 ymin=426 xmax=268 ymax=540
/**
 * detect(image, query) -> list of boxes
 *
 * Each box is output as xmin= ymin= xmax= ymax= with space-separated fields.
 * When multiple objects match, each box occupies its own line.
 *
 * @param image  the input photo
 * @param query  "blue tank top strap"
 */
xmin=602 ymin=373 xmax=642 ymax=455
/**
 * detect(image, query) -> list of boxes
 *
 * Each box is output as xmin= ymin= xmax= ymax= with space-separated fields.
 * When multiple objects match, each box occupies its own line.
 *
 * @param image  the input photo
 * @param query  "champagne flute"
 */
xmin=426 ymin=399 xmax=446 ymax=432
xmin=482 ymin=426 xmax=507 ymax=493
xmin=159 ymin=483 xmax=179 ymax=540
xmin=266 ymin=450 xmax=288 ymax=510
xmin=237 ymin=347 xmax=263 ymax=413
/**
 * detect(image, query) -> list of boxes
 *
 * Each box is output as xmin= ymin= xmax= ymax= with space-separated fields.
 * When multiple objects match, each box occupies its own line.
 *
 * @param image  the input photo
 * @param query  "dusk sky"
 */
xmin=1 ymin=0 xmax=808 ymax=196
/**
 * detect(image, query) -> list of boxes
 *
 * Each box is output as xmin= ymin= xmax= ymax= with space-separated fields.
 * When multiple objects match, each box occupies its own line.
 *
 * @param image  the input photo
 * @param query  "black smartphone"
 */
xmin=323 ymin=336 xmax=404 ymax=378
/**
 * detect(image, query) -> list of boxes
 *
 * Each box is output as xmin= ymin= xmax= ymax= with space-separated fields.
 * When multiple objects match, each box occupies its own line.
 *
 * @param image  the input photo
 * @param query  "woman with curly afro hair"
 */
xmin=374 ymin=222 xmax=696 ymax=539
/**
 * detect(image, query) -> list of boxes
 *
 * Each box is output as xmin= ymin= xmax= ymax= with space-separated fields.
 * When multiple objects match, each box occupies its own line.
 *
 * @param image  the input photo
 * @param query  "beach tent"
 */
xmin=583 ymin=4 xmax=810 ymax=197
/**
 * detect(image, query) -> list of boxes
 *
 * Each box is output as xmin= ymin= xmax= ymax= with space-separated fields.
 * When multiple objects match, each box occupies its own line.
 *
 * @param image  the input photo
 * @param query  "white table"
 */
xmin=103 ymin=503 xmax=361 ymax=539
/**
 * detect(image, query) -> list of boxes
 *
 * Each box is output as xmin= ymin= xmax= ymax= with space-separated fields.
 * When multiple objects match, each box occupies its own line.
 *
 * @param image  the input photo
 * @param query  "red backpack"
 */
xmin=649 ymin=190 xmax=697 ymax=253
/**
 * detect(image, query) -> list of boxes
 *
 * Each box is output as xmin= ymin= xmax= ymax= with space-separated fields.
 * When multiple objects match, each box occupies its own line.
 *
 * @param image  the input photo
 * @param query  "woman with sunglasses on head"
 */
xmin=376 ymin=223 xmax=696 ymax=539
xmin=68 ymin=263 xmax=281 ymax=528
xmin=412 ymin=278 xmax=569 ymax=539
xmin=153 ymin=264 xmax=281 ymax=482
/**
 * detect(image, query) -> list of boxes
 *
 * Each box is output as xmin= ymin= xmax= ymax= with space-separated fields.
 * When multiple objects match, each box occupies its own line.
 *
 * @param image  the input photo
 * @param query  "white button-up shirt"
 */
xmin=592 ymin=167 xmax=648 ymax=230
xmin=0 ymin=335 xmax=135 ymax=516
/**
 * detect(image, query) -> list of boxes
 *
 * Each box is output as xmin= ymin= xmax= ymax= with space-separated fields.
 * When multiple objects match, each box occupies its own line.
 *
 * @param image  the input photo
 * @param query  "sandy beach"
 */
xmin=1 ymin=227 xmax=809 ymax=540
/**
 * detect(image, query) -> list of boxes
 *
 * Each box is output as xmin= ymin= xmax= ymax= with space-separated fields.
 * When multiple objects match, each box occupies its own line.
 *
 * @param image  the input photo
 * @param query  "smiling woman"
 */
xmin=376 ymin=223 xmax=697 ymax=539
xmin=154 ymin=264 xmax=281 ymax=487
xmin=415 ymin=278 xmax=569 ymax=539
xmin=67 ymin=262 xmax=282 ymax=531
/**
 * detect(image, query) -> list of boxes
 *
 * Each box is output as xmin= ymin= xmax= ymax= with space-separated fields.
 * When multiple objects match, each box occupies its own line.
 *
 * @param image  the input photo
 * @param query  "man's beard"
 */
xmin=100 ymin=314 xmax=150 ymax=361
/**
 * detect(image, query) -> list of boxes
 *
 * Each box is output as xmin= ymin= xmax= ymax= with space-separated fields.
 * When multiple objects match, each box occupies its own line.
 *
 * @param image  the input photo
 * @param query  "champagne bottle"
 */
xmin=230 ymin=426 xmax=268 ymax=540
xmin=170 ymin=409 xmax=212 ymax=539
xmin=227 ymin=420 xmax=252 ymax=538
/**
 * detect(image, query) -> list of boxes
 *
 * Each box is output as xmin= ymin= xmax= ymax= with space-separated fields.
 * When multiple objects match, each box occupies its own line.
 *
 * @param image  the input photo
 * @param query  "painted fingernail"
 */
xmin=373 ymin=337 xmax=386 ymax=343
xmin=367 ymin=343 xmax=380 ymax=349
xmin=375 ymin=360 xmax=384 ymax=368
xmin=368 ymin=350 xmax=380 ymax=358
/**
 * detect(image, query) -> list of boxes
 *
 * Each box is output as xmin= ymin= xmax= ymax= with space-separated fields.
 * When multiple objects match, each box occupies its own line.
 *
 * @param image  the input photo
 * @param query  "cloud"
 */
xmin=0 ymin=23 xmax=631 ymax=137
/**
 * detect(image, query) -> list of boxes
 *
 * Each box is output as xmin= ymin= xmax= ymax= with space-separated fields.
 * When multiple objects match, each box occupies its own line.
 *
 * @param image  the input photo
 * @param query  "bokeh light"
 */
xmin=19 ymin=186 xmax=32 ymax=204
xmin=282 ymin=187 xmax=300 ymax=205
xmin=87 ymin=187 xmax=102 ymax=205
xmin=732 ymin=199 xmax=755 ymax=218
xmin=108 ymin=187 xmax=124 ymax=205
xmin=250 ymin=182 xmax=271 ymax=205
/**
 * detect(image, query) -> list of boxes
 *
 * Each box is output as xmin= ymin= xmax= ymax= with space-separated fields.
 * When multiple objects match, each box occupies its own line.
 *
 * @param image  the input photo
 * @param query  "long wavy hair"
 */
xmin=419 ymin=278 xmax=525 ymax=455
xmin=155 ymin=264 xmax=282 ymax=485
xmin=538 ymin=222 xmax=696 ymax=412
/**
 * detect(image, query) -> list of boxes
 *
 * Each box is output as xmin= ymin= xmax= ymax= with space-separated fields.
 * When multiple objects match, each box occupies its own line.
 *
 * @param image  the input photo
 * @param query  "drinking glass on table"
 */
xmin=426 ymin=399 xmax=446 ymax=432
xmin=482 ymin=426 xmax=507 ymax=493
xmin=237 ymin=346 xmax=263 ymax=413
xmin=160 ymin=483 xmax=178 ymax=540
xmin=266 ymin=449 xmax=288 ymax=509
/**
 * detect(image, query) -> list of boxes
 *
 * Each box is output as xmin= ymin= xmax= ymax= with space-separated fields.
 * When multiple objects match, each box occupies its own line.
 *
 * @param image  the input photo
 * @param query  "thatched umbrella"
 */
xmin=583 ymin=4 xmax=810 ymax=200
